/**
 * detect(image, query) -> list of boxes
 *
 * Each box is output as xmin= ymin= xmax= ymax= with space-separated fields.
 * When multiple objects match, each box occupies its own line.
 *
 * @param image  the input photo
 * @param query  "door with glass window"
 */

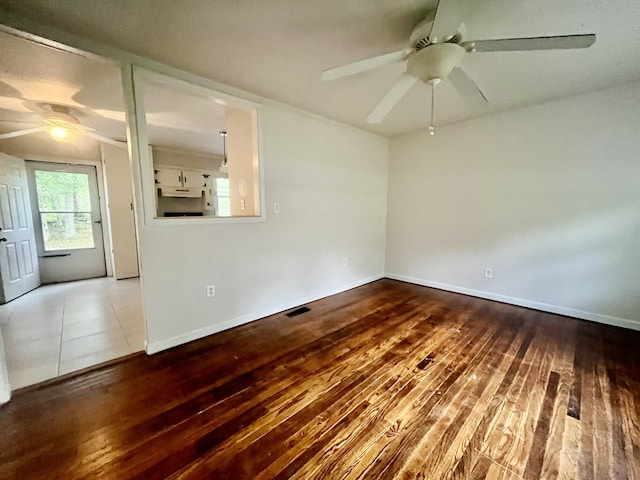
xmin=25 ymin=161 xmax=106 ymax=283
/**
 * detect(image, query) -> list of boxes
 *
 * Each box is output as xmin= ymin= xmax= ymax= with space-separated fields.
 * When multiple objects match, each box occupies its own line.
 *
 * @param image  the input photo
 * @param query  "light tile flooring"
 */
xmin=0 ymin=277 xmax=145 ymax=390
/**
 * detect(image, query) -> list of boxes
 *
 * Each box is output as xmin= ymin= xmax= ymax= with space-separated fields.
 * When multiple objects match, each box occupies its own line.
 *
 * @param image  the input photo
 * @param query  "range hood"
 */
xmin=160 ymin=187 xmax=203 ymax=198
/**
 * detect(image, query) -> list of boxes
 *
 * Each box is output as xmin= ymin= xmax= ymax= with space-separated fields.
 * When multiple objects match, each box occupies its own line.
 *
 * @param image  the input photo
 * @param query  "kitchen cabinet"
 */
xmin=182 ymin=170 xmax=206 ymax=188
xmin=155 ymin=167 xmax=207 ymax=188
xmin=203 ymin=172 xmax=216 ymax=214
xmin=155 ymin=167 xmax=182 ymax=188
xmin=153 ymin=164 xmax=220 ymax=216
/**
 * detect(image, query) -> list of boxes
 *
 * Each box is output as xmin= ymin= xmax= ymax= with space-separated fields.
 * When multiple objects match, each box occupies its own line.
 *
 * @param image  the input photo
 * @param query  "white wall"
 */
xmin=0 ymin=329 xmax=10 ymax=404
xmin=140 ymin=105 xmax=388 ymax=352
xmin=227 ymin=109 xmax=260 ymax=216
xmin=386 ymin=83 xmax=640 ymax=328
xmin=386 ymin=82 xmax=640 ymax=329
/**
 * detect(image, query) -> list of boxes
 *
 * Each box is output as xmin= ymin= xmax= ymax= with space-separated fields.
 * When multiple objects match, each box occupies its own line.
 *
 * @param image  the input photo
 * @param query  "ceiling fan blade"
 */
xmin=461 ymin=34 xmax=596 ymax=53
xmin=367 ymin=74 xmax=418 ymax=124
xmin=429 ymin=0 xmax=466 ymax=43
xmin=448 ymin=66 xmax=487 ymax=108
xmin=0 ymin=127 xmax=43 ymax=140
xmin=85 ymin=132 xmax=127 ymax=149
xmin=321 ymin=49 xmax=411 ymax=81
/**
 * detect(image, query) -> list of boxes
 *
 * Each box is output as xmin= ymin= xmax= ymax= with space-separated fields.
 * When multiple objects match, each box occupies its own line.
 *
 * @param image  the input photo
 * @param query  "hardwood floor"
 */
xmin=0 ymin=279 xmax=638 ymax=479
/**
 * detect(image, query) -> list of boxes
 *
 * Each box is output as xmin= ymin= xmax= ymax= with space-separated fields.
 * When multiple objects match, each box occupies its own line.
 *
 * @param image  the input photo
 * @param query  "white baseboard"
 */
xmin=385 ymin=273 xmax=640 ymax=332
xmin=146 ymin=274 xmax=384 ymax=354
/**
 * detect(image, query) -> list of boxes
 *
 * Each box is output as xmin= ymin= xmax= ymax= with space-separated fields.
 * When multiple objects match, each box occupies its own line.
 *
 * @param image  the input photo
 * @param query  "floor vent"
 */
xmin=567 ymin=405 xmax=580 ymax=420
xmin=285 ymin=306 xmax=310 ymax=318
xmin=417 ymin=355 xmax=435 ymax=370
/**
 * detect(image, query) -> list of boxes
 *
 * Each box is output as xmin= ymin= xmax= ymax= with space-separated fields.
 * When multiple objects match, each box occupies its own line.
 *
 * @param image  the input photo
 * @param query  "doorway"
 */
xmin=26 ymin=160 xmax=107 ymax=283
xmin=0 ymin=30 xmax=146 ymax=394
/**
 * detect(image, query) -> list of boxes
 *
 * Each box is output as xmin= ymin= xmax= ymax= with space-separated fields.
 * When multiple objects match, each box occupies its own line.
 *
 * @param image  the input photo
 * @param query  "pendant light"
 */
xmin=219 ymin=130 xmax=228 ymax=173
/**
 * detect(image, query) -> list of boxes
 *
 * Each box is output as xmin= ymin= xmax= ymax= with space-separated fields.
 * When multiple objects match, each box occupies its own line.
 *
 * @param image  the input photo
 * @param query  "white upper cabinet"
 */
xmin=155 ymin=167 xmax=182 ymax=188
xmin=155 ymin=167 xmax=207 ymax=189
xmin=182 ymin=170 xmax=207 ymax=189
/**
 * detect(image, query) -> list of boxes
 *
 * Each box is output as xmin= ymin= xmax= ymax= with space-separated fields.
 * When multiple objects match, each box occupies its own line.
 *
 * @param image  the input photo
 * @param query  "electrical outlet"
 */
xmin=484 ymin=268 xmax=493 ymax=279
xmin=342 ymin=257 xmax=348 ymax=267
xmin=240 ymin=199 xmax=245 ymax=210
xmin=273 ymin=202 xmax=280 ymax=214
xmin=206 ymin=284 xmax=216 ymax=297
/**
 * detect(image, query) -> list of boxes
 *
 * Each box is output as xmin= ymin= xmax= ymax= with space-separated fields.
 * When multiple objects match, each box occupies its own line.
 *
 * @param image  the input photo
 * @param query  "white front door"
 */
xmin=0 ymin=153 xmax=40 ymax=303
xmin=26 ymin=161 xmax=107 ymax=283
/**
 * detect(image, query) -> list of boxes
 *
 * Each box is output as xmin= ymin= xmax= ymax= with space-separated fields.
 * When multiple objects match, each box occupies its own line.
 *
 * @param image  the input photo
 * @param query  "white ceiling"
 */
xmin=140 ymin=78 xmax=232 ymax=154
xmin=2 ymin=0 xmax=640 ymax=137
xmin=0 ymin=31 xmax=232 ymax=156
xmin=0 ymin=31 xmax=126 ymax=156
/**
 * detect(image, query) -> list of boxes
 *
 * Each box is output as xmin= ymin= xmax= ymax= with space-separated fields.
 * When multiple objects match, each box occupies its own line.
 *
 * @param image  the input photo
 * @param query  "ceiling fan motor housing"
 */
xmin=43 ymin=110 xmax=79 ymax=126
xmin=409 ymin=11 xmax=435 ymax=50
xmin=407 ymin=43 xmax=466 ymax=83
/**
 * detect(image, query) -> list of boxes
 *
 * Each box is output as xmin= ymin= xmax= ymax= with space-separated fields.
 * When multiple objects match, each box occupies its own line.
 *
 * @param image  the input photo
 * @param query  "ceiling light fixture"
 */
xmin=219 ymin=130 xmax=228 ymax=173
xmin=0 ymin=104 xmax=126 ymax=148
xmin=42 ymin=108 xmax=85 ymax=143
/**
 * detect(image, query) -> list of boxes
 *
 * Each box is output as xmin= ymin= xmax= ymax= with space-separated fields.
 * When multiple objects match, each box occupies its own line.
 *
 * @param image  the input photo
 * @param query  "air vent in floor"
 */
xmin=285 ymin=306 xmax=310 ymax=318
xmin=417 ymin=355 xmax=435 ymax=370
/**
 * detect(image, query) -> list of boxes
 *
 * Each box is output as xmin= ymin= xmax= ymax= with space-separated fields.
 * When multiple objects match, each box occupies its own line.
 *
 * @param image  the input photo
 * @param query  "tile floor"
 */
xmin=0 ymin=277 xmax=145 ymax=390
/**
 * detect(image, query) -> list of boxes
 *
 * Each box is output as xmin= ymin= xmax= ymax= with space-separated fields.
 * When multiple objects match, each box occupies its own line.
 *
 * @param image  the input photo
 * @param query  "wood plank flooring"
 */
xmin=0 ymin=279 xmax=638 ymax=479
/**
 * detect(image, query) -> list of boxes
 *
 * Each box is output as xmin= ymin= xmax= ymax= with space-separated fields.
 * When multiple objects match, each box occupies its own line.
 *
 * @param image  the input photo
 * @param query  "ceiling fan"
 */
xmin=321 ymin=0 xmax=596 ymax=133
xmin=0 ymin=104 xmax=126 ymax=147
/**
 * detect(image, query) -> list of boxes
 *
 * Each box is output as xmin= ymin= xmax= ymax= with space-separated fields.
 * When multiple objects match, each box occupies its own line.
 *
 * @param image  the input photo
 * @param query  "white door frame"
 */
xmin=21 ymin=155 xmax=113 ymax=278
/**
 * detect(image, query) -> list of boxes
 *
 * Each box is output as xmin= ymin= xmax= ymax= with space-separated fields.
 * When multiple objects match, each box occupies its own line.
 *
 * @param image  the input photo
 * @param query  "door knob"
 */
xmin=0 ymin=237 xmax=7 ymax=242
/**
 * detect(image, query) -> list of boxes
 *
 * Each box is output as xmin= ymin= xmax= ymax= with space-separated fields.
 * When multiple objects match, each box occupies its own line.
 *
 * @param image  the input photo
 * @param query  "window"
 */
xmin=34 ymin=170 xmax=94 ymax=250
xmin=215 ymin=177 xmax=230 ymax=217
xmin=133 ymin=68 xmax=263 ymax=221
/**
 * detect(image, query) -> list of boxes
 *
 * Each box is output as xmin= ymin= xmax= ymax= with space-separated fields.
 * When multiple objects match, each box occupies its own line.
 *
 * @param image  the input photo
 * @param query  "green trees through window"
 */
xmin=34 ymin=170 xmax=95 ymax=251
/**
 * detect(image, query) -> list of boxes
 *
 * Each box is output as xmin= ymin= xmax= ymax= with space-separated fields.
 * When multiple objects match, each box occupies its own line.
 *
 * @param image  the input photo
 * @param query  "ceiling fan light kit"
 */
xmin=407 ymin=44 xmax=465 ymax=82
xmin=42 ymin=110 xmax=85 ymax=143
xmin=321 ymin=0 xmax=596 ymax=133
xmin=0 ymin=103 xmax=126 ymax=148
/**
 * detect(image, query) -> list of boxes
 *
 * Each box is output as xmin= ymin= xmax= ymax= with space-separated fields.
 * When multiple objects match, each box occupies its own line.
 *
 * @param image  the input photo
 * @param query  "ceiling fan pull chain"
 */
xmin=429 ymin=81 xmax=436 ymax=135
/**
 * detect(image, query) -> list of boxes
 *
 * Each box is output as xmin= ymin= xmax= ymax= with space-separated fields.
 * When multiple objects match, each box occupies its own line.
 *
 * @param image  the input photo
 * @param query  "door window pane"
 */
xmin=34 ymin=171 xmax=95 ymax=251
xmin=40 ymin=212 xmax=94 ymax=250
